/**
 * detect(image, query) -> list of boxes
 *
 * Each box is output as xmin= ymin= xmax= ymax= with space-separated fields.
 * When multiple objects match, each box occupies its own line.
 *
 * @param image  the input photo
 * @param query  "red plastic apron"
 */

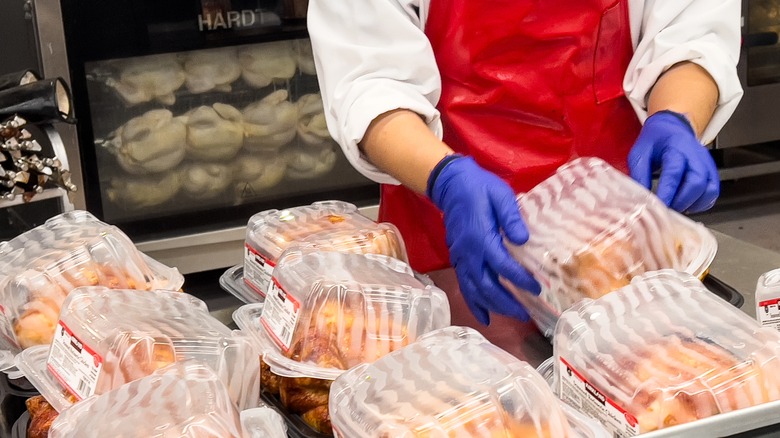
xmin=378 ymin=0 xmax=642 ymax=274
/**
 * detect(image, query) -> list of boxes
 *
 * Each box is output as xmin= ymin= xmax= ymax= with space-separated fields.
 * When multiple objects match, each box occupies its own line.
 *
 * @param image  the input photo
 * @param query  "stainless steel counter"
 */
xmin=709 ymin=230 xmax=780 ymax=318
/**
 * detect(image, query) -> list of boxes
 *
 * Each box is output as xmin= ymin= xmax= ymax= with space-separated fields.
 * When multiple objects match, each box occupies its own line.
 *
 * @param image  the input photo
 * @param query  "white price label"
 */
xmin=559 ymin=356 xmax=640 ymax=437
xmin=47 ymin=320 xmax=103 ymax=401
xmin=758 ymin=298 xmax=780 ymax=332
xmin=244 ymin=244 xmax=276 ymax=298
xmin=260 ymin=278 xmax=300 ymax=351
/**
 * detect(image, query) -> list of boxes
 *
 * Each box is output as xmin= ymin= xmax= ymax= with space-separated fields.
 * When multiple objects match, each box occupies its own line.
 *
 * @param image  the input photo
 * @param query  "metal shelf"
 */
xmin=0 ymin=187 xmax=72 ymax=209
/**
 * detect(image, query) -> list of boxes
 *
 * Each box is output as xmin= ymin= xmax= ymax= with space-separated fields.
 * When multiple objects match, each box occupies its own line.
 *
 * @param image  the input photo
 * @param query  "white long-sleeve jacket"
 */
xmin=308 ymin=0 xmax=743 ymax=185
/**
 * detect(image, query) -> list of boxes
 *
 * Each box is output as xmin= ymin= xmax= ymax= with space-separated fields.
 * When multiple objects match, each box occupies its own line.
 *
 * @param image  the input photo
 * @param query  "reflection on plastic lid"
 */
xmin=555 ymin=270 xmax=780 ymax=435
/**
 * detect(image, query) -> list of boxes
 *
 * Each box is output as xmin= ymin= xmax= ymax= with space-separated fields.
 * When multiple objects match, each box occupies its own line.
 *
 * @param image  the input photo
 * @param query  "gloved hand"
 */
xmin=628 ymin=110 xmax=720 ymax=213
xmin=427 ymin=154 xmax=541 ymax=325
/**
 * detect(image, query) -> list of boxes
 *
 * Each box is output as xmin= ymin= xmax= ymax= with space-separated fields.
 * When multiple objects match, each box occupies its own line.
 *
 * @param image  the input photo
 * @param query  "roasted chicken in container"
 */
xmin=329 ymin=326 xmax=609 ymax=438
xmin=0 ymin=211 xmax=183 ymax=358
xmin=14 ymin=288 xmax=259 ymax=412
xmin=554 ymin=270 xmax=780 ymax=435
xmin=25 ymin=377 xmax=287 ymax=438
xmin=243 ymin=200 xmax=407 ymax=297
xmin=26 ymin=395 xmax=58 ymax=438
xmin=47 ymin=362 xmax=245 ymax=438
xmin=505 ymin=157 xmax=718 ymax=337
xmin=234 ymin=250 xmax=451 ymax=435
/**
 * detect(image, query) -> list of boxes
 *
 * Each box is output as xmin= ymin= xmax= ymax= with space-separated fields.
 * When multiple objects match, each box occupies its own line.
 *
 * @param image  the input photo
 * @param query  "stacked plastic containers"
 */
xmin=330 ymin=326 xmax=609 ymax=437
xmin=506 ymin=158 xmax=717 ymax=336
xmin=46 ymin=361 xmax=286 ymax=438
xmin=0 ymin=210 xmax=183 ymax=366
xmin=242 ymin=200 xmax=407 ymax=300
xmin=234 ymin=249 xmax=451 ymax=435
xmin=15 ymin=288 xmax=260 ymax=413
xmin=553 ymin=270 xmax=780 ymax=435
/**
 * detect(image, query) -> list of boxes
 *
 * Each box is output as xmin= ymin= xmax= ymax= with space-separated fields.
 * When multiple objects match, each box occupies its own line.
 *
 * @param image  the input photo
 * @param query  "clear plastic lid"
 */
xmin=15 ymin=288 xmax=259 ymax=412
xmin=757 ymin=268 xmax=780 ymax=296
xmin=0 ymin=210 xmax=184 ymax=355
xmin=243 ymin=201 xmax=390 ymax=297
xmin=246 ymin=201 xmax=376 ymax=262
xmin=554 ymin=269 xmax=780 ymax=435
xmin=505 ymin=158 xmax=717 ymax=336
xmin=47 ymin=361 xmax=244 ymax=438
xmin=330 ymin=326 xmax=608 ymax=438
xmin=220 ymin=264 xmax=264 ymax=304
xmin=291 ymin=223 xmax=408 ymax=263
xmin=234 ymin=251 xmax=450 ymax=380
xmin=241 ymin=406 xmax=288 ymax=438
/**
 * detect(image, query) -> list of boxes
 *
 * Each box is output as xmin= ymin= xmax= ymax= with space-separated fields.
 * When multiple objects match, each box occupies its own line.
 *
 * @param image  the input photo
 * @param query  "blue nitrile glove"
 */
xmin=427 ymin=154 xmax=542 ymax=326
xmin=628 ymin=110 xmax=720 ymax=213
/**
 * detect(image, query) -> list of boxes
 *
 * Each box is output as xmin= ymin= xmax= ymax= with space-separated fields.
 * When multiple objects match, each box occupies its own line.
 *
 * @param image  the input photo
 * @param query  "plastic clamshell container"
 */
xmin=221 ymin=263 xmax=433 ymax=306
xmin=329 ymin=326 xmax=608 ymax=438
xmin=758 ymin=269 xmax=780 ymax=292
xmin=47 ymin=361 xmax=243 ymax=438
xmin=243 ymin=200 xmax=403 ymax=298
xmin=554 ymin=270 xmax=780 ymax=436
xmin=756 ymin=268 xmax=780 ymax=330
xmin=221 ymin=264 xmax=263 ymax=304
xmin=506 ymin=158 xmax=717 ymax=337
xmin=536 ymin=357 xmax=780 ymax=438
xmin=0 ymin=210 xmax=184 ymax=357
xmin=241 ymin=406 xmax=288 ymax=438
xmin=15 ymin=288 xmax=259 ymax=412
xmin=235 ymin=250 xmax=451 ymax=380
xmin=291 ymin=224 xmax=408 ymax=262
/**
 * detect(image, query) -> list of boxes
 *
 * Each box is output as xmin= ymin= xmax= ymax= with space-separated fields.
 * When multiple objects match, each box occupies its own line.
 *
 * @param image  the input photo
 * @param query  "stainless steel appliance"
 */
xmin=28 ymin=0 xmax=377 ymax=273
xmin=717 ymin=0 xmax=780 ymax=178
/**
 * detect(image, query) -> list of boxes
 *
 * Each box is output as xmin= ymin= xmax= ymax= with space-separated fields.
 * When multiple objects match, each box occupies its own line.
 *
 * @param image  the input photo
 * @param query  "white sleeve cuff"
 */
xmin=332 ymin=79 xmax=443 ymax=185
xmin=625 ymin=40 xmax=743 ymax=144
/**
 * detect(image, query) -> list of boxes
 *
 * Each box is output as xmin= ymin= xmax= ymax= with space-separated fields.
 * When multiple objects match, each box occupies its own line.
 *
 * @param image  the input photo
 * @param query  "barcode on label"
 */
xmin=47 ymin=320 xmax=103 ymax=401
xmin=559 ymin=357 xmax=640 ymax=437
xmin=244 ymin=245 xmax=276 ymax=297
xmin=77 ymin=378 xmax=89 ymax=395
xmin=260 ymin=279 xmax=300 ymax=351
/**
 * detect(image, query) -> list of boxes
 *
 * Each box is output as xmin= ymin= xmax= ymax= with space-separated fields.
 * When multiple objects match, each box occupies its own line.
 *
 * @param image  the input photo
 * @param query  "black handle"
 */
xmin=703 ymin=274 xmax=745 ymax=309
xmin=744 ymin=32 xmax=779 ymax=48
xmin=0 ymin=78 xmax=75 ymax=124
xmin=0 ymin=69 xmax=40 ymax=92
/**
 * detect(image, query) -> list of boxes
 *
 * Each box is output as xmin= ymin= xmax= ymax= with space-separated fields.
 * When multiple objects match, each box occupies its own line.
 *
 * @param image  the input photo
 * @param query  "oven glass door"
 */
xmin=748 ymin=0 xmax=780 ymax=85
xmin=61 ymin=0 xmax=376 ymax=239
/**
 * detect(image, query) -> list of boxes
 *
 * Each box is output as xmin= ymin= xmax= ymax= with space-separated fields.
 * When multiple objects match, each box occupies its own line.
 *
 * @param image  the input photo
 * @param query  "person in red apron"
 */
xmin=308 ymin=0 xmax=741 ymax=356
